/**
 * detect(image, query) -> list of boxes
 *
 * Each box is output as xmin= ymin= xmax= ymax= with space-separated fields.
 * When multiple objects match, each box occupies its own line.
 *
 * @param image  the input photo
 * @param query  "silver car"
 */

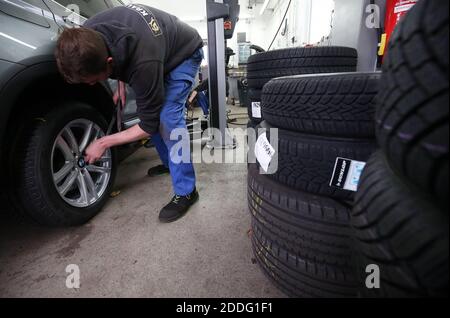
xmin=0 ymin=0 xmax=141 ymax=226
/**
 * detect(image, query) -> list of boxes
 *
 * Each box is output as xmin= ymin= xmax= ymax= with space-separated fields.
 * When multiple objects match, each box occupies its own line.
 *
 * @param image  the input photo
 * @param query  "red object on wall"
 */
xmin=384 ymin=0 xmax=418 ymax=49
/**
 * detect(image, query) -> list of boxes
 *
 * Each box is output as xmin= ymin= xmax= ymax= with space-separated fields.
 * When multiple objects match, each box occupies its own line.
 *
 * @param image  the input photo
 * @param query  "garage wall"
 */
xmin=247 ymin=0 xmax=335 ymax=50
xmin=329 ymin=0 xmax=385 ymax=71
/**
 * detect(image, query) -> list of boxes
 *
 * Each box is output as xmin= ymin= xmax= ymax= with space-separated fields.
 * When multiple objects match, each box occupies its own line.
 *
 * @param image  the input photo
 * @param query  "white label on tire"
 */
xmin=330 ymin=157 xmax=366 ymax=192
xmin=252 ymin=102 xmax=262 ymax=118
xmin=255 ymin=133 xmax=275 ymax=173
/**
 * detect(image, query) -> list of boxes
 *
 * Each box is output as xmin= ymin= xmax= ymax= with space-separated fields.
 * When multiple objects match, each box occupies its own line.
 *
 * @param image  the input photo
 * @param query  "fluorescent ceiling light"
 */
xmin=260 ymin=0 xmax=270 ymax=15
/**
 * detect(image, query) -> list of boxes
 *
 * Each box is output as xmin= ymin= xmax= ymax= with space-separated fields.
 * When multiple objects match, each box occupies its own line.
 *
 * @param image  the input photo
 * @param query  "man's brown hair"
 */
xmin=55 ymin=28 xmax=109 ymax=83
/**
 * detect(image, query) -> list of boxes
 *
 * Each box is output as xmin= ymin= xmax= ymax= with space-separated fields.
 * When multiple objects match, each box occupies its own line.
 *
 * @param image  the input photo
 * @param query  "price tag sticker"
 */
xmin=252 ymin=102 xmax=262 ymax=118
xmin=255 ymin=133 xmax=276 ymax=173
xmin=330 ymin=158 xmax=367 ymax=192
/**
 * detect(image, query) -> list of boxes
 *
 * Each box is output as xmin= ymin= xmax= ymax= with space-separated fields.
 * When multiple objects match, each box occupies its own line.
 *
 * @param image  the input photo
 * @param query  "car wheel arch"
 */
xmin=0 ymin=62 xmax=116 ymax=189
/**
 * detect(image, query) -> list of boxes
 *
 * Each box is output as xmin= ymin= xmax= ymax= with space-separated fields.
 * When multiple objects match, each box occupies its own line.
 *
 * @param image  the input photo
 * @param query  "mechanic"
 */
xmin=55 ymin=4 xmax=204 ymax=223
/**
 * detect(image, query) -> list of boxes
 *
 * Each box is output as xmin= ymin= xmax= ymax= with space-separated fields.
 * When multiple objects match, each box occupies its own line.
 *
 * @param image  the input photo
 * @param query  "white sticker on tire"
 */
xmin=252 ymin=102 xmax=262 ymax=118
xmin=255 ymin=133 xmax=275 ymax=173
xmin=330 ymin=157 xmax=366 ymax=192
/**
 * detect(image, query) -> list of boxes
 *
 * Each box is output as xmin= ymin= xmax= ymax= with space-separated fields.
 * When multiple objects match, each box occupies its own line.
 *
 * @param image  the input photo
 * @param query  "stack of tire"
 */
xmin=248 ymin=71 xmax=381 ymax=297
xmin=351 ymin=0 xmax=449 ymax=298
xmin=246 ymin=46 xmax=359 ymax=127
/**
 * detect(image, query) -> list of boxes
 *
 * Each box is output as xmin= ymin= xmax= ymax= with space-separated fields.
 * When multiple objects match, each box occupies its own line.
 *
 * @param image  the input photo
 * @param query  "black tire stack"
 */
xmin=246 ymin=47 xmax=358 ymax=126
xmin=352 ymin=0 xmax=449 ymax=298
xmin=248 ymin=72 xmax=381 ymax=297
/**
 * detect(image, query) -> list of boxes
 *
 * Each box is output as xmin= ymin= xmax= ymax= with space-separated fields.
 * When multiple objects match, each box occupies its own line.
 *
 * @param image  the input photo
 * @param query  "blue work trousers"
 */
xmin=151 ymin=48 xmax=203 ymax=196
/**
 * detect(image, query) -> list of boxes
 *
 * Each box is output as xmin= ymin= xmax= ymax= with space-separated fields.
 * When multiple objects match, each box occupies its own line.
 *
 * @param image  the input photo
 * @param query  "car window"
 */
xmin=106 ymin=0 xmax=124 ymax=8
xmin=51 ymin=0 xmax=110 ymax=18
xmin=21 ymin=0 xmax=122 ymax=18
xmin=20 ymin=0 xmax=44 ymax=7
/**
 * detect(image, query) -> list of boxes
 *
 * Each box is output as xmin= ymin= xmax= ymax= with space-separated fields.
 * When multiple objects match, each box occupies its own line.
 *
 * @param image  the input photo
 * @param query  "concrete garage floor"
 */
xmin=0 ymin=107 xmax=285 ymax=298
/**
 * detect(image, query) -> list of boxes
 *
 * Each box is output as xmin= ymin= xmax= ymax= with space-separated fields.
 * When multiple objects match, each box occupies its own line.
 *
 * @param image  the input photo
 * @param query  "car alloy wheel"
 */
xmin=51 ymin=119 xmax=112 ymax=208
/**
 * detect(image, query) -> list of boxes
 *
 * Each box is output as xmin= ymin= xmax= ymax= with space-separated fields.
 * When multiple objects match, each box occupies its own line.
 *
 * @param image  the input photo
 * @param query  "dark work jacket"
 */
xmin=84 ymin=4 xmax=203 ymax=134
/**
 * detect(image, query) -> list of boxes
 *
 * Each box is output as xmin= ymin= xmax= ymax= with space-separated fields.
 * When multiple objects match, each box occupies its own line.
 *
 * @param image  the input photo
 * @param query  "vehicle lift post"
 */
xmin=206 ymin=0 xmax=237 ymax=149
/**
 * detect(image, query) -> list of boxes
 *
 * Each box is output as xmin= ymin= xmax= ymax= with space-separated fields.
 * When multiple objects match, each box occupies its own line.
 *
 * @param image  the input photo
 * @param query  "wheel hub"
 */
xmin=77 ymin=157 xmax=87 ymax=169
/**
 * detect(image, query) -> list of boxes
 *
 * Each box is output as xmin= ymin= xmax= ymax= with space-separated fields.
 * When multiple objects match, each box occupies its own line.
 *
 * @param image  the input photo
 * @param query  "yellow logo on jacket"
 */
xmin=149 ymin=18 xmax=160 ymax=33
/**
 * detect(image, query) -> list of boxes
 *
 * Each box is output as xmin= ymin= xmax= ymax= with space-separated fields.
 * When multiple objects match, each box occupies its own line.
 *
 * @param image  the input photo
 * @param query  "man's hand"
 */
xmin=188 ymin=90 xmax=198 ymax=105
xmin=83 ymin=125 xmax=149 ymax=165
xmin=85 ymin=139 xmax=108 ymax=165
xmin=113 ymin=80 xmax=127 ymax=108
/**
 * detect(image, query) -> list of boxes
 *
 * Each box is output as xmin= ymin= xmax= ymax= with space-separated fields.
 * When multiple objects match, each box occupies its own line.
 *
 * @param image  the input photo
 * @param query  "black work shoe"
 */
xmin=159 ymin=189 xmax=199 ymax=223
xmin=147 ymin=165 xmax=170 ymax=177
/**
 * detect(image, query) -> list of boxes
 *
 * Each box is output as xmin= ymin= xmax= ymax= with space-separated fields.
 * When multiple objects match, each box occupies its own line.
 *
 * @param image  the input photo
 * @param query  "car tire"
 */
xmin=248 ymin=164 xmax=355 ymax=267
xmin=251 ymin=222 xmax=357 ymax=298
xmin=247 ymin=120 xmax=257 ymax=130
xmin=16 ymin=101 xmax=117 ymax=227
xmin=375 ymin=0 xmax=449 ymax=209
xmin=352 ymin=152 xmax=449 ymax=297
xmin=257 ymin=121 xmax=376 ymax=200
xmin=262 ymin=73 xmax=381 ymax=138
xmin=247 ymin=46 xmax=358 ymax=89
